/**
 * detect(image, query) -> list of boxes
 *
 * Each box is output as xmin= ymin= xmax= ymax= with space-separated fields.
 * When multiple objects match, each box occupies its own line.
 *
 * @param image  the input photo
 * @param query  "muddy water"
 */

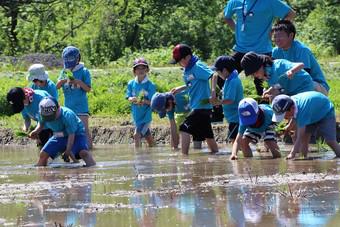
xmin=1 ymin=145 xmax=340 ymax=226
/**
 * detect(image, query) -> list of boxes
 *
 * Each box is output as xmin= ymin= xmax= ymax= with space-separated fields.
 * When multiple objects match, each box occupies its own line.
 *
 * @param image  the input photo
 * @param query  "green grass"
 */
xmin=0 ymin=57 xmax=339 ymax=129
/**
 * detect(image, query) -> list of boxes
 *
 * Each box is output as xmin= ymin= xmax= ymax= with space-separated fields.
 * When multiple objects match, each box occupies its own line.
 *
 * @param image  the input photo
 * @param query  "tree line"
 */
xmin=0 ymin=0 xmax=338 ymax=66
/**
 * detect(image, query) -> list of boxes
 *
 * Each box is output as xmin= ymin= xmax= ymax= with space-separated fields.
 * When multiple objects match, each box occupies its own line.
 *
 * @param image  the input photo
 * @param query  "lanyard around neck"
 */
xmin=242 ymin=0 xmax=258 ymax=21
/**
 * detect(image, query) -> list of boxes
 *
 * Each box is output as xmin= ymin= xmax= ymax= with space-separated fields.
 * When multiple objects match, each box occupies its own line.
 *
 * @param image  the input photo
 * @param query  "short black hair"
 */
xmin=272 ymin=20 xmax=296 ymax=39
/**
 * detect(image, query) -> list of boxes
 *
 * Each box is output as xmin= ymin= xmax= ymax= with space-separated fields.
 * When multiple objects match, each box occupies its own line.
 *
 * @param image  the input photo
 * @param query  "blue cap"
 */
xmin=271 ymin=94 xmax=294 ymax=122
xmin=62 ymin=46 xmax=80 ymax=69
xmin=238 ymin=98 xmax=259 ymax=126
xmin=151 ymin=92 xmax=174 ymax=118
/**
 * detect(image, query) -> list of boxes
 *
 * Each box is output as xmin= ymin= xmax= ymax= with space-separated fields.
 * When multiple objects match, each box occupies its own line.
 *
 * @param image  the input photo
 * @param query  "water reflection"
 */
xmin=0 ymin=145 xmax=340 ymax=226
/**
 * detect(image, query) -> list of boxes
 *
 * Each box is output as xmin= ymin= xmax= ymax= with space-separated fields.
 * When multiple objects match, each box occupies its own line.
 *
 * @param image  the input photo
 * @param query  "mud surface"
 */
xmin=1 ymin=145 xmax=340 ymax=226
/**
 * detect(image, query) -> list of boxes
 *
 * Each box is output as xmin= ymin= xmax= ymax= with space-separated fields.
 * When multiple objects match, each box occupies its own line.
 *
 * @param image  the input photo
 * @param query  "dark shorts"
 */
xmin=42 ymin=134 xmax=89 ymax=159
xmin=179 ymin=109 xmax=214 ymax=141
xmin=306 ymin=116 xmax=337 ymax=141
xmin=227 ymin=122 xmax=239 ymax=142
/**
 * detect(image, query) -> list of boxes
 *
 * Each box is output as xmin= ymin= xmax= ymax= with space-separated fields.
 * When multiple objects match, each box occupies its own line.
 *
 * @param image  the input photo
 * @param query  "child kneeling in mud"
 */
xmin=230 ymin=98 xmax=281 ymax=160
xmin=30 ymin=97 xmax=96 ymax=167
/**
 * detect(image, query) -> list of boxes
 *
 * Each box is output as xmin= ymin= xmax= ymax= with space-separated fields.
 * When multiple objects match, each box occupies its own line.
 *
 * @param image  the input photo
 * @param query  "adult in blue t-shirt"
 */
xmin=271 ymin=92 xmax=340 ymax=159
xmin=272 ymin=20 xmax=329 ymax=95
xmin=223 ymin=0 xmax=295 ymax=96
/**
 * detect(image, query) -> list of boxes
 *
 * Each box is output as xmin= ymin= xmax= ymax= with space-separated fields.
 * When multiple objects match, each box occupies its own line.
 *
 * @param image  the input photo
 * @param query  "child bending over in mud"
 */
xmin=30 ymin=97 xmax=96 ymax=167
xmin=230 ymin=98 xmax=281 ymax=160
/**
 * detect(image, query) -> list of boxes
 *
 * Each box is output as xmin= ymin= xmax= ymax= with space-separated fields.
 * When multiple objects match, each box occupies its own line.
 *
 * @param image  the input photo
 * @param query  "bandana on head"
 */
xmin=23 ymin=87 xmax=34 ymax=104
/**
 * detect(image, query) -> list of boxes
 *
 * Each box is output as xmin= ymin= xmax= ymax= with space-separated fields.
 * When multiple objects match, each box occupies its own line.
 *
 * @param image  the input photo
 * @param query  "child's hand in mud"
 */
xmin=230 ymin=154 xmax=238 ymax=160
xmin=286 ymin=152 xmax=296 ymax=160
xmin=29 ymin=130 xmax=39 ymax=139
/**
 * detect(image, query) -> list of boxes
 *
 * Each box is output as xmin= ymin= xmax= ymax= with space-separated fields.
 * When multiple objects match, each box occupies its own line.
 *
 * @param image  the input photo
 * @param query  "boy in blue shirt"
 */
xmin=30 ymin=97 xmax=96 ymax=167
xmin=7 ymin=87 xmax=52 ymax=148
xmin=230 ymin=98 xmax=281 ymax=160
xmin=57 ymin=46 xmax=93 ymax=149
xmin=151 ymin=91 xmax=202 ymax=150
xmin=223 ymin=0 xmax=295 ymax=96
xmin=272 ymin=20 xmax=329 ymax=95
xmin=126 ymin=58 xmax=156 ymax=147
xmin=241 ymin=52 xmax=314 ymax=98
xmin=169 ymin=44 xmax=219 ymax=155
xmin=211 ymin=56 xmax=244 ymax=144
xmin=27 ymin=64 xmax=58 ymax=100
xmin=271 ymin=92 xmax=340 ymax=159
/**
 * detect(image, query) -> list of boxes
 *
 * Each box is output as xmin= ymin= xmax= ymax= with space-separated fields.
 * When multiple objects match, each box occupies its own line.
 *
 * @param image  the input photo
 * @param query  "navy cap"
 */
xmin=62 ymin=46 xmax=80 ymax=69
xmin=271 ymin=94 xmax=294 ymax=122
xmin=151 ymin=92 xmax=175 ymax=118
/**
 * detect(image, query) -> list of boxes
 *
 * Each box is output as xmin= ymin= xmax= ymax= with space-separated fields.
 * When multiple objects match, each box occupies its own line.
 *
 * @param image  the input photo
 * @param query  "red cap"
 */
xmin=169 ymin=44 xmax=192 ymax=64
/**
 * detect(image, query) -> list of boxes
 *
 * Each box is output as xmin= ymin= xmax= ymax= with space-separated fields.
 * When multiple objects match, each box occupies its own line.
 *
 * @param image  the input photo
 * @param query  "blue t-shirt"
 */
xmin=272 ymin=40 xmax=329 ymax=91
xmin=224 ymin=0 xmax=291 ymax=53
xmin=222 ymin=70 xmax=244 ymax=123
xmin=239 ymin=104 xmax=273 ymax=135
xmin=30 ymin=79 xmax=58 ymax=100
xmin=292 ymin=91 xmax=334 ymax=128
xmin=167 ymin=90 xmax=190 ymax=120
xmin=266 ymin=59 xmax=314 ymax=96
xmin=40 ymin=107 xmax=85 ymax=136
xmin=183 ymin=60 xmax=213 ymax=110
xmin=126 ymin=77 xmax=156 ymax=126
xmin=22 ymin=90 xmax=51 ymax=121
xmin=58 ymin=64 xmax=91 ymax=114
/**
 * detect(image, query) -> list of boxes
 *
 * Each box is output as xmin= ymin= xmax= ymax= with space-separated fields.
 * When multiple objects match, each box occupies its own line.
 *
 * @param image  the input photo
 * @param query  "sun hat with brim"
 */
xmin=240 ymin=52 xmax=266 ymax=76
xmin=27 ymin=64 xmax=48 ymax=82
xmin=271 ymin=94 xmax=294 ymax=122
xmin=238 ymin=98 xmax=259 ymax=126
xmin=39 ymin=97 xmax=59 ymax=122
xmin=6 ymin=87 xmax=25 ymax=113
xmin=62 ymin=46 xmax=80 ymax=69
xmin=169 ymin=44 xmax=192 ymax=64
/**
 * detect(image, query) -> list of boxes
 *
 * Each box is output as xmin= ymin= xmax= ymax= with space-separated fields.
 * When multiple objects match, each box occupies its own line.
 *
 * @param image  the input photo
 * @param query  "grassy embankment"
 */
xmin=0 ymin=56 xmax=339 ymax=131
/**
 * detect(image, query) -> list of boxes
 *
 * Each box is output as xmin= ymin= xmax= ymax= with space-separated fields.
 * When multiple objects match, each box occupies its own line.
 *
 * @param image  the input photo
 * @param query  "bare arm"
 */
xmin=286 ymin=63 xmax=305 ymax=78
xmin=287 ymin=126 xmax=305 ymax=159
xmin=170 ymin=85 xmax=187 ymax=95
xmin=283 ymin=10 xmax=296 ymax=21
xmin=56 ymin=79 xmax=67 ymax=89
xmin=230 ymin=133 xmax=241 ymax=160
xmin=224 ymin=18 xmax=235 ymax=31
xmin=64 ymin=134 xmax=78 ymax=163
xmin=71 ymin=79 xmax=91 ymax=92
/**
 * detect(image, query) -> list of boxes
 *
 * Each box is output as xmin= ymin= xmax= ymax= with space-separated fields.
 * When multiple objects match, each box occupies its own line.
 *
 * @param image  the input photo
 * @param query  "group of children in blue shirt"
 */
xmin=5 ymin=17 xmax=339 ymax=166
xmin=6 ymin=46 xmax=95 ymax=167
xmin=144 ymin=19 xmax=340 ymax=160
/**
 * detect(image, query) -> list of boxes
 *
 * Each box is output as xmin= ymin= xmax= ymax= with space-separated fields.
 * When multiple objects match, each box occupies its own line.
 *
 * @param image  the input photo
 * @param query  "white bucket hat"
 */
xmin=27 ymin=64 xmax=49 ymax=81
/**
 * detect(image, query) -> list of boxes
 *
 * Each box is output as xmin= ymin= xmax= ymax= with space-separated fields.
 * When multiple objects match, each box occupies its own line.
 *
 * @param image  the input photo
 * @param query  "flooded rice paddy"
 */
xmin=1 ymin=144 xmax=340 ymax=226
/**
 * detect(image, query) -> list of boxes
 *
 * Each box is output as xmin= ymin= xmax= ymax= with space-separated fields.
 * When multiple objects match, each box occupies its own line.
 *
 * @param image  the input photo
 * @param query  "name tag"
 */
xmin=53 ymin=132 xmax=64 ymax=138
